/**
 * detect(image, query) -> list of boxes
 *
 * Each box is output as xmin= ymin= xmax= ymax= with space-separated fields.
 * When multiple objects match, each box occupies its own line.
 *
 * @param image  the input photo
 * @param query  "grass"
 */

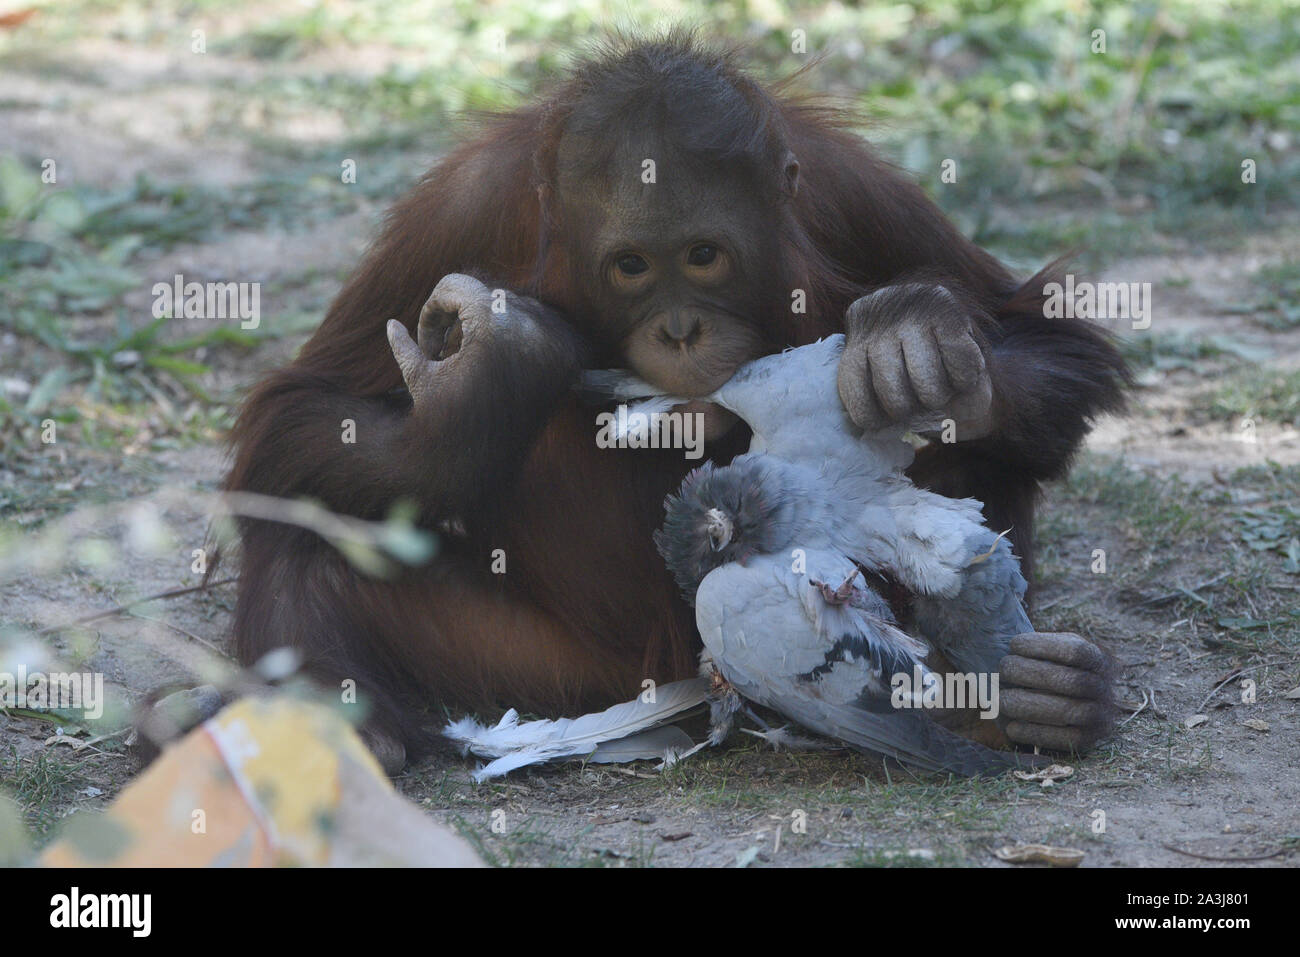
xmin=402 ymin=742 xmax=1067 ymax=865
xmin=1234 ymin=461 xmax=1300 ymax=490
xmin=3 ymin=0 xmax=1296 ymax=218
xmin=1120 ymin=331 xmax=1233 ymax=372
xmin=1058 ymin=457 xmax=1214 ymax=541
xmin=1210 ymin=369 xmax=1300 ymax=424
xmin=0 ymin=156 xmax=369 ymax=455
xmin=1035 ymin=455 xmax=1300 ymax=658
xmin=1246 ymin=260 xmax=1300 ymax=331
xmin=0 ymin=744 xmax=88 ymax=839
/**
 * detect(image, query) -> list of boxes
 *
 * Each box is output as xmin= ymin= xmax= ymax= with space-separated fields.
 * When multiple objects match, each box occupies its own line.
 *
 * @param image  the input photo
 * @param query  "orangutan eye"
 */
xmin=687 ymin=244 xmax=718 ymax=266
xmin=616 ymin=253 xmax=650 ymax=276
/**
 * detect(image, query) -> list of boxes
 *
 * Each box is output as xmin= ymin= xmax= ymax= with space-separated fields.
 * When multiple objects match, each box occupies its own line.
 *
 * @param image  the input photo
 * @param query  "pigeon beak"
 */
xmin=705 ymin=507 xmax=733 ymax=551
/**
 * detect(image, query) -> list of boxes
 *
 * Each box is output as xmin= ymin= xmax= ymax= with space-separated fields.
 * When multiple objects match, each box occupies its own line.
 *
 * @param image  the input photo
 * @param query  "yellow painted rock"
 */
xmin=40 ymin=697 xmax=481 ymax=867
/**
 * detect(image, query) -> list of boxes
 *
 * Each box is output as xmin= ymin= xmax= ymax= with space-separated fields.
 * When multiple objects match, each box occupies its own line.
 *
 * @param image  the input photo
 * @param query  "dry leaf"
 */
xmin=1184 ymin=714 xmax=1208 ymax=728
xmin=995 ymin=844 xmax=1085 ymax=867
xmin=1283 ymin=686 xmax=1300 ymax=700
xmin=1241 ymin=718 xmax=1269 ymax=732
xmin=1014 ymin=764 xmax=1075 ymax=785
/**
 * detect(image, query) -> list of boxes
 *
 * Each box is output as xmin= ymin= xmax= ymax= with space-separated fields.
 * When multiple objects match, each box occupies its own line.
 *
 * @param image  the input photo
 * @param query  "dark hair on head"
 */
xmin=535 ymin=28 xmax=792 ymax=193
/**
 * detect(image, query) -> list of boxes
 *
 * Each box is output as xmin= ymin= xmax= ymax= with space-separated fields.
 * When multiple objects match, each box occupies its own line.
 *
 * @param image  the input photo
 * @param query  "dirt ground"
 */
xmin=2 ymin=26 xmax=1297 ymax=868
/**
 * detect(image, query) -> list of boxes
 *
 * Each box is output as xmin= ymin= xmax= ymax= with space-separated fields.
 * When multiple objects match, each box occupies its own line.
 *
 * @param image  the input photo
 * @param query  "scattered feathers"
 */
xmin=443 ymin=677 xmax=708 ymax=781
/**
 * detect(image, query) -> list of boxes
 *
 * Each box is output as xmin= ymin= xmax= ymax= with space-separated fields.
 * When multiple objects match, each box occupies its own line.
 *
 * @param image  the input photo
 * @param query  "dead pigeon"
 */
xmin=589 ymin=334 xmax=1034 ymax=675
xmin=589 ymin=335 xmax=1037 ymax=774
xmin=656 ymin=455 xmax=1028 ymax=775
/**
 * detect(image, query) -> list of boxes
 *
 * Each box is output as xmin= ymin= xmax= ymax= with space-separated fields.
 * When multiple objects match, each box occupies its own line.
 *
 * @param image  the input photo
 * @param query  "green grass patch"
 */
xmin=1209 ymin=369 xmax=1300 ymax=424
xmin=0 ymin=745 xmax=88 ymax=840
xmin=1244 ymin=260 xmax=1300 ymax=331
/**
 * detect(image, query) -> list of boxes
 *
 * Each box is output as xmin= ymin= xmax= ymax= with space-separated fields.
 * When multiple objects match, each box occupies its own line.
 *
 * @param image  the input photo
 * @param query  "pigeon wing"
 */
xmin=911 ymin=526 xmax=1034 ymax=676
xmin=696 ymin=551 xmax=1025 ymax=776
xmin=709 ymin=336 xmax=854 ymax=459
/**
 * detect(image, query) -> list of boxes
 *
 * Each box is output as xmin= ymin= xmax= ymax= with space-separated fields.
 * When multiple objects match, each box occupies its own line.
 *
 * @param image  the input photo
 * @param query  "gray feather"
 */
xmin=743 ymin=682 xmax=1026 ymax=776
xmin=912 ymin=527 xmax=1034 ymax=675
xmin=587 ymin=726 xmax=696 ymax=763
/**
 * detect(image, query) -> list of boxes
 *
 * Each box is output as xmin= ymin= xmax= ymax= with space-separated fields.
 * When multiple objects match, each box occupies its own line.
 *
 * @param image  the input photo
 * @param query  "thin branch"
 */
xmin=1116 ymin=689 xmax=1149 ymax=729
xmin=3 ymin=487 xmax=435 ymax=584
xmin=37 ymin=578 xmax=237 ymax=635
xmin=1124 ymin=572 xmax=1229 ymax=610
xmin=125 ymin=611 xmax=231 ymax=658
xmin=1162 ymin=843 xmax=1286 ymax=863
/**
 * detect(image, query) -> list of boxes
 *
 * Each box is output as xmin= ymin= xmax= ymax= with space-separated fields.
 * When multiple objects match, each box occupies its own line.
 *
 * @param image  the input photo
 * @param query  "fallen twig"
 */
xmin=1162 ymin=843 xmax=1286 ymax=863
xmin=126 ymin=611 xmax=231 ymax=658
xmin=1116 ymin=689 xmax=1149 ymax=729
xmin=1124 ymin=572 xmax=1229 ymax=610
xmin=38 ymin=578 xmax=237 ymax=635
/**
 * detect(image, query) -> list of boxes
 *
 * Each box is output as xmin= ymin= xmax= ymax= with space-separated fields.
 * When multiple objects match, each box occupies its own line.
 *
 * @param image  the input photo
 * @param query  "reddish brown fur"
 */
xmin=224 ymin=35 xmax=1126 ymax=758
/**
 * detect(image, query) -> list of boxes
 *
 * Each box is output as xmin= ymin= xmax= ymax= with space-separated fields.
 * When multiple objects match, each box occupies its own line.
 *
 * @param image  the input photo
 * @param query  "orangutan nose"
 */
xmin=663 ymin=313 xmax=701 ymax=346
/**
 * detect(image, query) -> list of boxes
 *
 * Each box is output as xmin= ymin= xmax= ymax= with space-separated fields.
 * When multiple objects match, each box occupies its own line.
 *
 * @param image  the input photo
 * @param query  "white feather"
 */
xmin=614 ymin=396 xmax=683 ymax=442
xmin=443 ymin=677 xmax=708 ymax=781
xmin=740 ymin=725 xmax=839 ymax=751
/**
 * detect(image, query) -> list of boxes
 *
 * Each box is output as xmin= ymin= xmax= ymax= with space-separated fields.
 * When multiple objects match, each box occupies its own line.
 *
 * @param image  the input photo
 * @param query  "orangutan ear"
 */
xmin=783 ymin=151 xmax=800 ymax=199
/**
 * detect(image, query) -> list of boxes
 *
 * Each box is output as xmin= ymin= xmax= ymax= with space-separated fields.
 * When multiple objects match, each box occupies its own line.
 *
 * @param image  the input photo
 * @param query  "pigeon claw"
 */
xmin=810 ymin=568 xmax=862 ymax=605
xmin=708 ymin=664 xmax=734 ymax=696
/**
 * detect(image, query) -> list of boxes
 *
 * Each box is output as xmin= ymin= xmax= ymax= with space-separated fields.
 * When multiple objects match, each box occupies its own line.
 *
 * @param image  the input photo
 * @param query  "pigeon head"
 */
xmin=655 ymin=457 xmax=799 ymax=604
